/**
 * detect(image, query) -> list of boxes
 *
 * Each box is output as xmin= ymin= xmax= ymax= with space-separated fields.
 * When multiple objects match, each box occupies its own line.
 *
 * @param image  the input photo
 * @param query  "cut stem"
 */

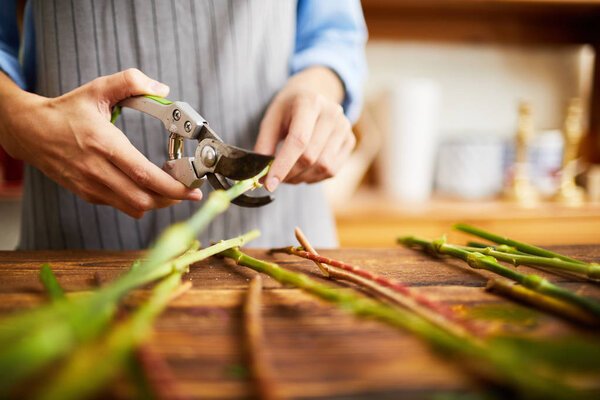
xmin=398 ymin=235 xmax=600 ymax=319
xmin=220 ymin=247 xmax=579 ymax=400
xmin=453 ymin=223 xmax=586 ymax=265
xmin=458 ymin=246 xmax=600 ymax=281
xmin=0 ymin=168 xmax=266 ymax=393
xmin=269 ymin=246 xmax=474 ymax=334
xmin=486 ymin=279 xmax=598 ymax=327
xmin=244 ymin=275 xmax=281 ymax=400
xmin=294 ymin=227 xmax=329 ymax=277
xmin=35 ymin=272 xmax=186 ymax=400
xmin=39 ymin=264 xmax=64 ymax=301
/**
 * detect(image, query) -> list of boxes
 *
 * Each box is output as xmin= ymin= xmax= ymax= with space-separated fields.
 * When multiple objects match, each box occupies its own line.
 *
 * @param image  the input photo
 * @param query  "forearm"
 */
xmin=0 ymin=71 xmax=43 ymax=158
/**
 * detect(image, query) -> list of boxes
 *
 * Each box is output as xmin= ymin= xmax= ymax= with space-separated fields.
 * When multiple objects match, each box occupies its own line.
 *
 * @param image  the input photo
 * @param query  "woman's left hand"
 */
xmin=254 ymin=66 xmax=356 ymax=192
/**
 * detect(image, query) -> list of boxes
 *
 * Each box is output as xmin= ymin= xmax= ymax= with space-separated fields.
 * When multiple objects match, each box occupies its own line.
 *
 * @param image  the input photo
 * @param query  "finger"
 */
xmin=101 ymin=162 xmax=181 ymax=211
xmin=102 ymin=124 xmax=203 ymax=201
xmin=83 ymin=182 xmax=151 ymax=219
xmin=264 ymin=101 xmax=319 ymax=191
xmin=292 ymin=124 xmax=354 ymax=184
xmin=54 ymin=168 xmax=154 ymax=219
xmin=91 ymin=68 xmax=170 ymax=106
xmin=254 ymin=101 xmax=286 ymax=156
xmin=284 ymin=114 xmax=335 ymax=183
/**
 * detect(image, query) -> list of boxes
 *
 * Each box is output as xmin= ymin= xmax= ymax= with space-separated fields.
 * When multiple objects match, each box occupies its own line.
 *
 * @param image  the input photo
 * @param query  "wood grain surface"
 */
xmin=1 ymin=246 xmax=599 ymax=399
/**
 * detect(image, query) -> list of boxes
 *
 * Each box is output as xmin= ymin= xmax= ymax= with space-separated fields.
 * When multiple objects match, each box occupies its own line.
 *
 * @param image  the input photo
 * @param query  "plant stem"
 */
xmin=0 ymin=167 xmax=265 ymax=393
xmin=458 ymin=246 xmax=600 ymax=281
xmin=244 ymin=275 xmax=281 ymax=400
xmin=270 ymin=246 xmax=478 ymax=338
xmin=485 ymin=279 xmax=598 ymax=327
xmin=398 ymin=235 xmax=600 ymax=319
xmin=35 ymin=272 xmax=186 ymax=400
xmin=134 ymin=343 xmax=190 ymax=400
xmin=39 ymin=264 xmax=64 ymax=301
xmin=219 ymin=247 xmax=580 ymax=399
xmin=453 ymin=223 xmax=586 ymax=265
xmin=294 ymin=227 xmax=329 ymax=277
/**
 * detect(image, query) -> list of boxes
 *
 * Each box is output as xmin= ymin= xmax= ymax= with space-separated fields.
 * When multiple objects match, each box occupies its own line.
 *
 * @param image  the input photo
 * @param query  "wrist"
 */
xmin=285 ymin=66 xmax=345 ymax=104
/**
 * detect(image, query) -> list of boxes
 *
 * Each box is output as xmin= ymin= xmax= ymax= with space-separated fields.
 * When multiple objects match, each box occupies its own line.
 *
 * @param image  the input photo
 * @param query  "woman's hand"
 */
xmin=255 ymin=66 xmax=356 ymax=192
xmin=0 ymin=68 xmax=203 ymax=219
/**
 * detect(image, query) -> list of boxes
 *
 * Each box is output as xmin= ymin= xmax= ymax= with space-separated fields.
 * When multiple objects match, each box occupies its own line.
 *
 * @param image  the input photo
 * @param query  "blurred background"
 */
xmin=2 ymin=0 xmax=600 ymax=249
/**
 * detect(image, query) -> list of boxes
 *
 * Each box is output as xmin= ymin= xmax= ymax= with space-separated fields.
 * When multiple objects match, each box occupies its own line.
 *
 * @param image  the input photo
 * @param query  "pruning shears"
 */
xmin=111 ymin=95 xmax=273 ymax=207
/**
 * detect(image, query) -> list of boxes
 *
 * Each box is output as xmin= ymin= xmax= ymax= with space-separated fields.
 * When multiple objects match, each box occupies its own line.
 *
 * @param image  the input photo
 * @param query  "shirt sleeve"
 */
xmin=291 ymin=0 xmax=368 ymax=123
xmin=0 ymin=0 xmax=27 ymax=89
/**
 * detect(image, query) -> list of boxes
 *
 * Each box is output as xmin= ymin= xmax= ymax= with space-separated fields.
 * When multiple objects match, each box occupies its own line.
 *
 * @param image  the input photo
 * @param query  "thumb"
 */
xmin=94 ymin=68 xmax=170 ymax=106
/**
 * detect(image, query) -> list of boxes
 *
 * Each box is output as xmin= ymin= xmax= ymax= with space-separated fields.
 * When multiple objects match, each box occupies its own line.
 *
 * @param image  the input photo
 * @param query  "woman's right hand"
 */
xmin=0 ymin=68 xmax=203 ymax=218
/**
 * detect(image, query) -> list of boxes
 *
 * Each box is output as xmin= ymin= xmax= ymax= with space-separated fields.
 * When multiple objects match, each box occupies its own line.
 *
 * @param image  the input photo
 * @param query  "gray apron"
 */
xmin=20 ymin=0 xmax=337 ymax=250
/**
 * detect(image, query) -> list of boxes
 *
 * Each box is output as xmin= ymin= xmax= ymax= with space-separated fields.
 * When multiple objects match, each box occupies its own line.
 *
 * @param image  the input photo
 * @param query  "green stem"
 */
xmin=39 ymin=264 xmax=64 ymax=301
xmin=457 ymin=246 xmax=600 ymax=280
xmin=453 ymin=223 xmax=586 ymax=265
xmin=0 ymin=168 xmax=267 ymax=393
xmin=35 ymin=272 xmax=183 ymax=400
xmin=219 ymin=247 xmax=580 ymax=400
xmin=486 ymin=279 xmax=598 ymax=326
xmin=398 ymin=235 xmax=600 ymax=319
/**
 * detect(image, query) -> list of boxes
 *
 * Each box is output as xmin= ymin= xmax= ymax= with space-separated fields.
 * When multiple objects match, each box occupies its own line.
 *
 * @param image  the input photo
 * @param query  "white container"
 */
xmin=435 ymin=137 xmax=505 ymax=199
xmin=382 ymin=79 xmax=441 ymax=202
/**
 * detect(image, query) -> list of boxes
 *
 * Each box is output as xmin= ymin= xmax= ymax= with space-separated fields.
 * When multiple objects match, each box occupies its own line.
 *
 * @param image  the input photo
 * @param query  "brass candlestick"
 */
xmin=506 ymin=101 xmax=539 ymax=207
xmin=555 ymin=98 xmax=585 ymax=206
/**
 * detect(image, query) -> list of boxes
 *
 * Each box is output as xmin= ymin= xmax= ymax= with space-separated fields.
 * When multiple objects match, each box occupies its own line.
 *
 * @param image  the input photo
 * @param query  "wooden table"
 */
xmin=1 ymin=247 xmax=599 ymax=399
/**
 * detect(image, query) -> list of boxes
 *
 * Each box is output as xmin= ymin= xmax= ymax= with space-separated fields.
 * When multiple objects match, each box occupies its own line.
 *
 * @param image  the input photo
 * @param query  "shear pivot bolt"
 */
xmin=184 ymin=121 xmax=192 ymax=133
xmin=201 ymin=146 xmax=217 ymax=167
xmin=172 ymin=109 xmax=181 ymax=121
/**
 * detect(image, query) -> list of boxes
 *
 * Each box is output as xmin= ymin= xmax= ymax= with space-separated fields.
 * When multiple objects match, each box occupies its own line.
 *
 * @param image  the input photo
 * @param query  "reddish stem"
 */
xmin=272 ymin=246 xmax=479 ymax=335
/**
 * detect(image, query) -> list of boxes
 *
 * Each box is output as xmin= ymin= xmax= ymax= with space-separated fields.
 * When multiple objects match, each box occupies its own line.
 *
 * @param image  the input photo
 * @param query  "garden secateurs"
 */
xmin=112 ymin=95 xmax=273 ymax=207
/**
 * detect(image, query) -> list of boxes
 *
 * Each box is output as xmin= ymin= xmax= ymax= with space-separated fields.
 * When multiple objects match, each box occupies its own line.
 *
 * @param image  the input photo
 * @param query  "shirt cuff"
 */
xmin=291 ymin=42 xmax=366 ymax=124
xmin=0 ymin=46 xmax=26 ymax=89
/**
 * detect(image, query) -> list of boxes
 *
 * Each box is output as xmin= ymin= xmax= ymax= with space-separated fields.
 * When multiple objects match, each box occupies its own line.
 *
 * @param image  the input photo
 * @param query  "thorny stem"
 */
xmin=220 ymin=247 xmax=580 ymax=400
xmin=398 ymin=235 xmax=600 ymax=319
xmin=290 ymin=228 xmax=479 ymax=336
xmin=269 ymin=246 xmax=476 ymax=335
xmin=453 ymin=223 xmax=586 ymax=265
xmin=244 ymin=275 xmax=281 ymax=400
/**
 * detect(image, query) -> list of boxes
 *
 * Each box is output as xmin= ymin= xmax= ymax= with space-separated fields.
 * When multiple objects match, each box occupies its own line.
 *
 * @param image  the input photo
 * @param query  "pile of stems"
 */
xmin=453 ymin=223 xmax=592 ymax=267
xmin=270 ymin=246 xmax=478 ymax=339
xmin=0 ymin=168 xmax=267 ymax=393
xmin=458 ymin=245 xmax=600 ymax=281
xmin=397 ymin=236 xmax=600 ymax=319
xmin=36 ymin=271 xmax=185 ymax=400
xmin=219 ymin=246 xmax=587 ymax=400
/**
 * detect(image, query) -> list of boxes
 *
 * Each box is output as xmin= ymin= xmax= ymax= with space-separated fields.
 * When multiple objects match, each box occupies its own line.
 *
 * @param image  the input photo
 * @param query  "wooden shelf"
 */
xmin=333 ymin=190 xmax=600 ymax=246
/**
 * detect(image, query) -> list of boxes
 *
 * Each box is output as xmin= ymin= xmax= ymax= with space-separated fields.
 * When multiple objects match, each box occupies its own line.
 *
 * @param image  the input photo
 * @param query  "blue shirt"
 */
xmin=0 ymin=0 xmax=367 ymax=122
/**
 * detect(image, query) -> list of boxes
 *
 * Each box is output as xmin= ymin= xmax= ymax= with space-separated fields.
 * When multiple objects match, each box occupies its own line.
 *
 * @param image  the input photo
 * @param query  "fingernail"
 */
xmin=266 ymin=177 xmax=279 ymax=192
xmin=187 ymin=189 xmax=203 ymax=201
xmin=151 ymin=81 xmax=169 ymax=93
